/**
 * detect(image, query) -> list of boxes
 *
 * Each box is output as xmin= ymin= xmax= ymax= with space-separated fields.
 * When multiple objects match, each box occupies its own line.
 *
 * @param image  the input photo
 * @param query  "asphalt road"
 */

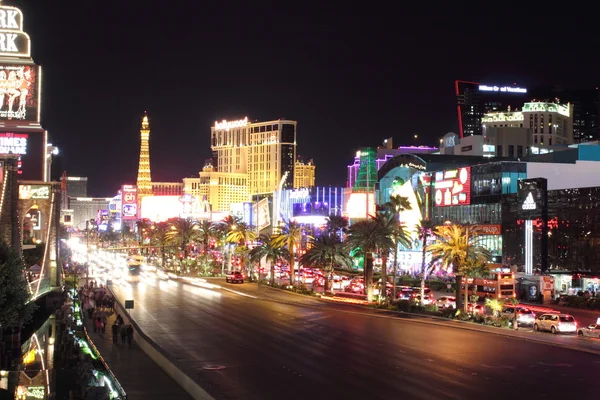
xmin=111 ymin=279 xmax=600 ymax=400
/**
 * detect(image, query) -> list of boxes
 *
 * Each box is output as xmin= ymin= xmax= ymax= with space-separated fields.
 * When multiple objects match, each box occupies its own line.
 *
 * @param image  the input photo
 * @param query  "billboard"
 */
xmin=434 ymin=167 xmax=471 ymax=207
xmin=18 ymin=184 xmax=50 ymax=200
xmin=0 ymin=64 xmax=40 ymax=122
xmin=343 ymin=191 xmax=376 ymax=219
xmin=121 ymin=185 xmax=138 ymax=220
xmin=518 ymin=178 xmax=547 ymax=219
xmin=253 ymin=198 xmax=270 ymax=230
xmin=0 ymin=130 xmax=45 ymax=180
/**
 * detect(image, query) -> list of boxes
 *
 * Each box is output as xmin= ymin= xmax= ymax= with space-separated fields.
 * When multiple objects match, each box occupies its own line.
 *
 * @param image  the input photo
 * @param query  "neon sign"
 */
xmin=289 ymin=188 xmax=310 ymax=200
xmin=214 ymin=117 xmax=248 ymax=131
xmin=0 ymin=132 xmax=26 ymax=153
xmin=522 ymin=192 xmax=536 ymax=210
xmin=0 ymin=6 xmax=30 ymax=57
xmin=434 ymin=167 xmax=471 ymax=207
xmin=479 ymin=85 xmax=527 ymax=94
xmin=19 ymin=184 xmax=50 ymax=200
xmin=0 ymin=65 xmax=39 ymax=121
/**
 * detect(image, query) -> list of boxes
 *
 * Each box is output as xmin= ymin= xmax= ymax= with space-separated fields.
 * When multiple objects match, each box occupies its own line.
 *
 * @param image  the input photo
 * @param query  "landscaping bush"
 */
xmin=440 ymin=308 xmax=457 ymax=319
xmin=394 ymin=300 xmax=412 ymax=312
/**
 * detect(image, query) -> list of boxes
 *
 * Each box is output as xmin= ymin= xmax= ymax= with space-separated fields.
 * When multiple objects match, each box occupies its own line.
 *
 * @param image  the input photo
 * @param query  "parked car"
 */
xmin=578 ymin=324 xmax=600 ymax=338
xmin=534 ymin=313 xmax=577 ymax=334
xmin=502 ymin=306 xmax=536 ymax=326
xmin=226 ymin=271 xmax=244 ymax=283
xmin=436 ymin=296 xmax=456 ymax=310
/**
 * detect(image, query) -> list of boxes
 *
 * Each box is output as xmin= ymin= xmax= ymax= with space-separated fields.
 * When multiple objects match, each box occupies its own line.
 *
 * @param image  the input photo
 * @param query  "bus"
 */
xmin=464 ymin=272 xmax=516 ymax=300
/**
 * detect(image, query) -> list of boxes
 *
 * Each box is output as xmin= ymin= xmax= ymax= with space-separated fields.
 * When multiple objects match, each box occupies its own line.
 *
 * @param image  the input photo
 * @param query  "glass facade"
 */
xmin=503 ymin=186 xmax=600 ymax=273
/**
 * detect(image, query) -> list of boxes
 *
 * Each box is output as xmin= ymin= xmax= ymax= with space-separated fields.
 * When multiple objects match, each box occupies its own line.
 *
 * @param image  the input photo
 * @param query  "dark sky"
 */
xmin=11 ymin=1 xmax=599 ymax=196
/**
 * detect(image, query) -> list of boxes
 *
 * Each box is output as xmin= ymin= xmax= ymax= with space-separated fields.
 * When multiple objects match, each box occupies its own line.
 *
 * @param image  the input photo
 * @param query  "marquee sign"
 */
xmin=517 ymin=178 xmax=547 ymax=219
xmin=214 ymin=117 xmax=248 ymax=131
xmin=121 ymin=185 xmax=138 ymax=220
xmin=0 ymin=6 xmax=30 ymax=58
xmin=434 ymin=167 xmax=471 ymax=207
xmin=19 ymin=184 xmax=50 ymax=200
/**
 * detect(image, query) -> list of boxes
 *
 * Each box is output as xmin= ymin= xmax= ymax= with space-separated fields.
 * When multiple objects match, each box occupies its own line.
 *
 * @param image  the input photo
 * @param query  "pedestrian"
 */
xmin=95 ymin=317 xmax=103 ymax=335
xmin=126 ymin=324 xmax=133 ymax=347
xmin=101 ymin=313 xmax=107 ymax=333
xmin=120 ymin=325 xmax=127 ymax=344
xmin=111 ymin=323 xmax=119 ymax=345
xmin=116 ymin=314 xmax=123 ymax=326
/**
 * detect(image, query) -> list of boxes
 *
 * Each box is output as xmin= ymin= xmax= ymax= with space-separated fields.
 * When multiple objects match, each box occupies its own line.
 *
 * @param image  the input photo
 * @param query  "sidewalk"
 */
xmin=85 ymin=310 xmax=192 ymax=400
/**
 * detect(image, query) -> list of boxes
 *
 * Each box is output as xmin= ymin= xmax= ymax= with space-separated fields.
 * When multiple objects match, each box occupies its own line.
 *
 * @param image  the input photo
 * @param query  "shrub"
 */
xmin=423 ymin=304 xmax=438 ymax=312
xmin=395 ymin=300 xmax=412 ymax=312
xmin=440 ymin=308 xmax=457 ymax=319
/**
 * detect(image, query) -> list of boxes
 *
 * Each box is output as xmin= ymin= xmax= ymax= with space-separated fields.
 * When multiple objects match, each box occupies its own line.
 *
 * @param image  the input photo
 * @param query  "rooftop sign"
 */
xmin=479 ymin=85 xmax=527 ymax=94
xmin=214 ymin=117 xmax=248 ymax=131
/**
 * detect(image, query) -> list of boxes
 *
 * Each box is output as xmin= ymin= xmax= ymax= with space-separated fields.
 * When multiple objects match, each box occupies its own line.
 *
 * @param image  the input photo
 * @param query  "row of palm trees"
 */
xmin=133 ymin=195 xmax=492 ymax=309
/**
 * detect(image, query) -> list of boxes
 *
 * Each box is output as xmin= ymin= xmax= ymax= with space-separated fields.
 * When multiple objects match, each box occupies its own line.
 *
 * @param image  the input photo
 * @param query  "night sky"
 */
xmin=11 ymin=1 xmax=599 ymax=196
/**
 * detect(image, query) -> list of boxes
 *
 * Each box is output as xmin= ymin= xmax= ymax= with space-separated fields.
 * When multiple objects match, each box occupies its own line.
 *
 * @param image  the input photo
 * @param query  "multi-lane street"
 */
xmin=109 ymin=278 xmax=600 ymax=399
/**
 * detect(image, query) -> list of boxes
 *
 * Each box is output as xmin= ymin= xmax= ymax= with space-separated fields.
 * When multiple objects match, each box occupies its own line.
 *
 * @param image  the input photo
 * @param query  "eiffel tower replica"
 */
xmin=136 ymin=112 xmax=152 ymax=204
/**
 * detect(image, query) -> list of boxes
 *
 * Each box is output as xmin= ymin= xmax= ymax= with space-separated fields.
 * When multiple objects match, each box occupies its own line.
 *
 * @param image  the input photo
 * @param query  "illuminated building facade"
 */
xmin=151 ymin=181 xmax=183 ymax=196
xmin=347 ymin=140 xmax=437 ymax=188
xmin=294 ymin=158 xmax=315 ymax=188
xmin=183 ymin=162 xmax=249 ymax=213
xmin=210 ymin=117 xmax=297 ymax=196
xmin=0 ymin=4 xmax=47 ymax=181
xmin=136 ymin=113 xmax=152 ymax=200
xmin=66 ymin=197 xmax=112 ymax=231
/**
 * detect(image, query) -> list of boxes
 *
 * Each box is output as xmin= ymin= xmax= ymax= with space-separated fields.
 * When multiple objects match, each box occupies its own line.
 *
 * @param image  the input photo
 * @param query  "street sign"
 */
xmin=125 ymin=300 xmax=134 ymax=310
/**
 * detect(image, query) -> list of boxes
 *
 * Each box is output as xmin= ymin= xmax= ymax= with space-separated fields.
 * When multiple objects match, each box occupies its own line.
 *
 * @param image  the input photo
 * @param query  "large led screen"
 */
xmin=0 ymin=130 xmax=45 ymax=180
xmin=0 ymin=64 xmax=39 ymax=122
xmin=434 ymin=167 xmax=471 ymax=207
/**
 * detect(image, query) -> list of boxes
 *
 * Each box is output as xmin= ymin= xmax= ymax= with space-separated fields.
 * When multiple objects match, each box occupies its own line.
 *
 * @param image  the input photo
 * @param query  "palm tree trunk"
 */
xmin=380 ymin=254 xmax=388 ymax=304
xmin=270 ymin=262 xmax=275 ymax=286
xmin=161 ymin=245 xmax=165 ymax=268
xmin=464 ymin=276 xmax=469 ymax=313
xmin=392 ymin=238 xmax=398 ymax=301
xmin=221 ymin=243 xmax=226 ymax=275
xmin=420 ymin=232 xmax=427 ymax=303
xmin=289 ymin=243 xmax=295 ymax=287
xmin=366 ymin=253 xmax=374 ymax=301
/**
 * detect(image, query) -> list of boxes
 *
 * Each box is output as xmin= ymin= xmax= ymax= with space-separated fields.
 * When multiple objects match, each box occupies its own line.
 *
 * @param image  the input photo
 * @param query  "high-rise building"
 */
xmin=136 ymin=113 xmax=152 ymax=201
xmin=294 ymin=158 xmax=315 ymax=188
xmin=183 ymin=161 xmax=249 ymax=213
xmin=211 ymin=117 xmax=297 ymax=197
xmin=455 ymin=80 xmax=529 ymax=137
xmin=528 ymin=87 xmax=600 ymax=143
xmin=60 ymin=176 xmax=88 ymax=198
xmin=151 ymin=181 xmax=183 ymax=196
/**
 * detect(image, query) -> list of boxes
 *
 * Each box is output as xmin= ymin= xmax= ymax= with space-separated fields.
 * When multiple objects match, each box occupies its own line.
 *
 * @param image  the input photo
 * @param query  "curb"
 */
xmin=107 ymin=285 xmax=215 ymax=400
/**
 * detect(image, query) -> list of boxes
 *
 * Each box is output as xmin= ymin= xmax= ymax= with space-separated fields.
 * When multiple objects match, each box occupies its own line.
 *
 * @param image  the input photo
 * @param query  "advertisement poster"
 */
xmin=0 ymin=131 xmax=45 ymax=180
xmin=253 ymin=198 xmax=270 ymax=230
xmin=0 ymin=64 xmax=39 ymax=122
xmin=434 ymin=167 xmax=471 ymax=207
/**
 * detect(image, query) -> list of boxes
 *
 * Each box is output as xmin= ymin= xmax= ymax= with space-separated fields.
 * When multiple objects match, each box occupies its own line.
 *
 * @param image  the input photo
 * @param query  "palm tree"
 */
xmin=458 ymin=258 xmax=490 ymax=313
xmin=226 ymin=222 xmax=257 ymax=274
xmin=166 ymin=218 xmax=200 ymax=261
xmin=271 ymin=219 xmax=305 ymax=286
xmin=150 ymin=222 xmax=171 ymax=268
xmin=249 ymin=234 xmax=289 ymax=285
xmin=212 ymin=222 xmax=229 ymax=275
xmin=417 ymin=220 xmax=436 ymax=304
xmin=300 ymin=233 xmax=351 ymax=293
xmin=136 ymin=219 xmax=153 ymax=254
xmin=196 ymin=220 xmax=216 ymax=252
xmin=346 ymin=217 xmax=394 ymax=301
xmin=384 ymin=194 xmax=412 ymax=299
xmin=427 ymin=224 xmax=491 ymax=311
xmin=325 ymin=214 xmax=349 ymax=241
xmin=374 ymin=211 xmax=410 ymax=303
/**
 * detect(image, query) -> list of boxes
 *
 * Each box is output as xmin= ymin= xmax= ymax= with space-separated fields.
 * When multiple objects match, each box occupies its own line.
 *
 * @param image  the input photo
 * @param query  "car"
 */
xmin=226 ymin=271 xmax=244 ymax=283
xmin=534 ymin=313 xmax=577 ymax=334
xmin=502 ymin=306 xmax=536 ymax=326
xmin=467 ymin=303 xmax=485 ymax=314
xmin=578 ymin=324 xmax=600 ymax=338
xmin=436 ymin=296 xmax=456 ymax=310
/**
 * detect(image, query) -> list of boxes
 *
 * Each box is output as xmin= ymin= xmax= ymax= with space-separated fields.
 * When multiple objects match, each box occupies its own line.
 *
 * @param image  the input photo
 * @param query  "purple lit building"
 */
xmin=347 ymin=138 xmax=438 ymax=187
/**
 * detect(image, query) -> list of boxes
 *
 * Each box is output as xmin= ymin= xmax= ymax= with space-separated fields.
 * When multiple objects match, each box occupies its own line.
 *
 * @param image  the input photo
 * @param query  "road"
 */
xmin=110 ymin=279 xmax=598 ymax=400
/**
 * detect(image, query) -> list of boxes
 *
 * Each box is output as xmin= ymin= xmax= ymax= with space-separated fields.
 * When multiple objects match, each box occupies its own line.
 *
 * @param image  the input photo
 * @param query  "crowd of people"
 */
xmin=79 ymin=281 xmax=134 ymax=347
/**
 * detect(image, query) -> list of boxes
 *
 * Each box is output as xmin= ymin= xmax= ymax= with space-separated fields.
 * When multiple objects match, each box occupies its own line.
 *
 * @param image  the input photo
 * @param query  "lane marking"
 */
xmin=537 ymin=362 xmax=573 ymax=367
xmin=481 ymin=364 xmax=515 ymax=369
